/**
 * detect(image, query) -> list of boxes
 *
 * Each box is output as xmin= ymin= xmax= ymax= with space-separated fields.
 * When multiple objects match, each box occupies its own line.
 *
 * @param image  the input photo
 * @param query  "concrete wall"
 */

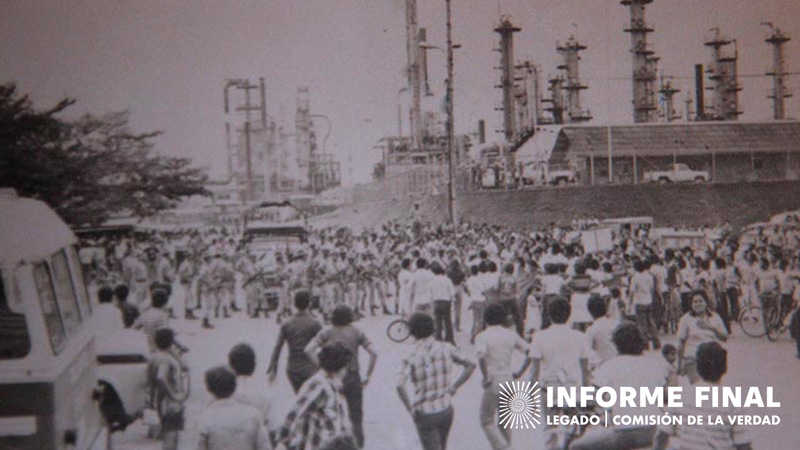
xmin=409 ymin=180 xmax=800 ymax=230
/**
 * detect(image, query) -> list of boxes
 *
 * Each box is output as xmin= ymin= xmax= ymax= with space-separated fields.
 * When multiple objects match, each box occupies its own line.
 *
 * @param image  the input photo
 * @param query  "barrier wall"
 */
xmin=377 ymin=181 xmax=800 ymax=230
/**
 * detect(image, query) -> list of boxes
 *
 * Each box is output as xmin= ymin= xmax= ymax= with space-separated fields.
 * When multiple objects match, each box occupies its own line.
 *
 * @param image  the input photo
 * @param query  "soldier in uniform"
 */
xmin=121 ymin=249 xmax=148 ymax=307
xmin=176 ymin=252 xmax=199 ymax=320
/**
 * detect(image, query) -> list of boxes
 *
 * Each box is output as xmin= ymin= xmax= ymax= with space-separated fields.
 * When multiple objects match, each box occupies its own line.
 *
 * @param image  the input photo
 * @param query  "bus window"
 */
xmin=67 ymin=246 xmax=92 ymax=316
xmin=51 ymin=250 xmax=83 ymax=336
xmin=33 ymin=263 xmax=67 ymax=354
xmin=0 ymin=275 xmax=31 ymax=359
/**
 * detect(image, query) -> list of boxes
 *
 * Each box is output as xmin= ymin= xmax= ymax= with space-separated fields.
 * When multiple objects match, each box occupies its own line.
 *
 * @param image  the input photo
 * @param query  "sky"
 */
xmin=2 ymin=0 xmax=799 ymax=184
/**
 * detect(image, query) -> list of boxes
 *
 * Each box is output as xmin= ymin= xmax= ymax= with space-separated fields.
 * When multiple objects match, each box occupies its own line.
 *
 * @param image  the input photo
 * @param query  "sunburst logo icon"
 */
xmin=498 ymin=381 xmax=541 ymax=429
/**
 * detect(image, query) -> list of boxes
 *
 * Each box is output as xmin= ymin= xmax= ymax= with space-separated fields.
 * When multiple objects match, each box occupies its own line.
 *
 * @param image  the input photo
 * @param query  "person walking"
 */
xmin=628 ymin=259 xmax=661 ymax=350
xmin=474 ymin=304 xmax=530 ymax=450
xmin=268 ymin=291 xmax=323 ymax=393
xmin=305 ymin=306 xmax=377 ymax=448
xmin=396 ymin=313 xmax=476 ymax=450
xmin=429 ymin=262 xmax=456 ymax=344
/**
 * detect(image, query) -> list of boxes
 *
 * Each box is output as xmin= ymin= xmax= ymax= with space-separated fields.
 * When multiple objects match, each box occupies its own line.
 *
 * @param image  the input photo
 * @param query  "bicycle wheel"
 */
xmin=738 ymin=306 xmax=766 ymax=338
xmin=766 ymin=307 xmax=782 ymax=342
xmin=387 ymin=319 xmax=410 ymax=343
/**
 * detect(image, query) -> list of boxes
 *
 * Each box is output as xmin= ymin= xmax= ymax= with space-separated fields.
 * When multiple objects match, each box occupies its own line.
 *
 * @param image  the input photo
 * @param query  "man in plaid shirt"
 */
xmin=278 ymin=342 xmax=357 ymax=450
xmin=396 ymin=313 xmax=476 ymax=450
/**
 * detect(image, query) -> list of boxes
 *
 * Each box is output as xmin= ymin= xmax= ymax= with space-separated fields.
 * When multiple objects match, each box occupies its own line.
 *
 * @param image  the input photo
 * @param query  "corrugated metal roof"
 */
xmin=557 ymin=121 xmax=800 ymax=158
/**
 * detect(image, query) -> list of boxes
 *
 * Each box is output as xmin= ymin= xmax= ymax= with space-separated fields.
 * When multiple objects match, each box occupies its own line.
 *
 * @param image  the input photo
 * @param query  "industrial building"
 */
xmin=514 ymin=121 xmax=800 ymax=185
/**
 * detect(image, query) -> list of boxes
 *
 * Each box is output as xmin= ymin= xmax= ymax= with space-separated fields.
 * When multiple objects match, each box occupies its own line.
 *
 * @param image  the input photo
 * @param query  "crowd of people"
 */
xmin=80 ymin=210 xmax=800 ymax=450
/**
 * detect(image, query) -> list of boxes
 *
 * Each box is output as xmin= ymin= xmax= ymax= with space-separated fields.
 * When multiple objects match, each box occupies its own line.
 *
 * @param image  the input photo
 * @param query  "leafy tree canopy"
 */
xmin=0 ymin=83 xmax=209 ymax=225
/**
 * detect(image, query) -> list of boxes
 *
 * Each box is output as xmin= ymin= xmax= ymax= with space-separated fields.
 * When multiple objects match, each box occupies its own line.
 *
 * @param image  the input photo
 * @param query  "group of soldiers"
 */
xmin=84 ymin=228 xmax=408 ymax=330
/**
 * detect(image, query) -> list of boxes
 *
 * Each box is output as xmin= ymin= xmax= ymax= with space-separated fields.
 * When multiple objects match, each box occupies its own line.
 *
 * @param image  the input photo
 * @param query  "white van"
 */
xmin=0 ymin=189 xmax=146 ymax=450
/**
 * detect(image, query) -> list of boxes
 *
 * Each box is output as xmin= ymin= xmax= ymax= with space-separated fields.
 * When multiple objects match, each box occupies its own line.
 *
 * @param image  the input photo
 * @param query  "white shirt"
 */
xmin=584 ymin=316 xmax=618 ymax=368
xmin=428 ymin=274 xmax=455 ymax=302
xmin=411 ymin=269 xmax=435 ymax=306
xmin=629 ymin=271 xmax=654 ymax=306
xmin=678 ymin=312 xmax=726 ymax=360
xmin=465 ymin=275 xmax=485 ymax=303
xmin=475 ymin=325 xmax=528 ymax=379
xmin=529 ymin=324 xmax=589 ymax=386
xmin=94 ymin=303 xmax=124 ymax=331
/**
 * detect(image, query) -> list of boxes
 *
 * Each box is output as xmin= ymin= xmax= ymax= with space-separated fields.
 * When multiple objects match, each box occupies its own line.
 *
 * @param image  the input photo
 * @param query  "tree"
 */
xmin=0 ymin=83 xmax=209 ymax=225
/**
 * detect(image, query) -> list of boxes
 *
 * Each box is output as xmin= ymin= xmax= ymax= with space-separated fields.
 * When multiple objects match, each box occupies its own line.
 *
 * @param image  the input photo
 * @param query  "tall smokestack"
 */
xmin=557 ymin=36 xmax=592 ymax=123
xmin=765 ymin=24 xmax=791 ymax=120
xmin=478 ymin=120 xmax=486 ymax=144
xmin=621 ymin=0 xmax=657 ymax=123
xmin=695 ymin=64 xmax=705 ymax=121
xmin=495 ymin=16 xmax=522 ymax=143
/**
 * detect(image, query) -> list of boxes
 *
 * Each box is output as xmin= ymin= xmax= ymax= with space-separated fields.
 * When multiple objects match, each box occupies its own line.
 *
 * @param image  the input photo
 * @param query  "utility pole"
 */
xmin=446 ymin=0 xmax=457 ymax=228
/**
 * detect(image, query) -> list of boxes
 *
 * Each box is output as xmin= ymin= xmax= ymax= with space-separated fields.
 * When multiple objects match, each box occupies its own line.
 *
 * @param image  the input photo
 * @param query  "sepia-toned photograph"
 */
xmin=1 ymin=1 xmax=799 ymax=449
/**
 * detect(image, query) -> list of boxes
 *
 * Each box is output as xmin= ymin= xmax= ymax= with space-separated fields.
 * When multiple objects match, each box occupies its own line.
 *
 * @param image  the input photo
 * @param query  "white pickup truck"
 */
xmin=643 ymin=163 xmax=710 ymax=183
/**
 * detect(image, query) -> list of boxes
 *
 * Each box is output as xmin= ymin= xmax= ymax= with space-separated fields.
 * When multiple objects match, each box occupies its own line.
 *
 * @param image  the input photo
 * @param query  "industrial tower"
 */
xmin=295 ymin=86 xmax=318 ymax=191
xmin=495 ymin=16 xmax=522 ymax=142
xmin=621 ymin=0 xmax=658 ymax=123
xmin=658 ymin=75 xmax=681 ymax=122
xmin=704 ymin=28 xmax=742 ymax=121
xmin=514 ymin=61 xmax=542 ymax=133
xmin=543 ymin=75 xmax=565 ymax=125
xmin=764 ymin=24 xmax=792 ymax=120
xmin=557 ymin=36 xmax=592 ymax=123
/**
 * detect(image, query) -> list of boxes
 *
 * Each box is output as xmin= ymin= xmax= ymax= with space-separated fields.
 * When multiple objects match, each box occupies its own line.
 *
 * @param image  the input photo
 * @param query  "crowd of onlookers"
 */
xmin=80 ymin=209 xmax=800 ymax=450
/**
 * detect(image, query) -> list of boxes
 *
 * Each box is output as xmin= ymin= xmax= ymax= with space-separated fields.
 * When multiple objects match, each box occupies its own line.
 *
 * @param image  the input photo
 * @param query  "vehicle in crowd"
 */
xmin=642 ymin=163 xmax=711 ymax=183
xmin=518 ymin=162 xmax=579 ymax=186
xmin=651 ymin=228 xmax=708 ymax=250
xmin=243 ymin=201 xmax=308 ymax=246
xmin=0 ymin=188 xmax=146 ymax=450
xmin=597 ymin=216 xmax=654 ymax=231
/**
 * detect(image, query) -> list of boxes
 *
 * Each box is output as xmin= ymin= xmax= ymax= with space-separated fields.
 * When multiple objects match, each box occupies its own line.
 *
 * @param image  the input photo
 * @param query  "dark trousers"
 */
xmin=541 ymin=294 xmax=558 ymax=330
xmin=287 ymin=368 xmax=317 ymax=394
xmin=720 ymin=288 xmax=740 ymax=333
xmin=499 ymin=298 xmax=523 ymax=336
xmin=635 ymin=304 xmax=661 ymax=350
xmin=413 ymin=407 xmax=454 ymax=450
xmin=434 ymin=300 xmax=455 ymax=344
xmin=342 ymin=371 xmax=364 ymax=447
xmin=680 ymin=292 xmax=692 ymax=315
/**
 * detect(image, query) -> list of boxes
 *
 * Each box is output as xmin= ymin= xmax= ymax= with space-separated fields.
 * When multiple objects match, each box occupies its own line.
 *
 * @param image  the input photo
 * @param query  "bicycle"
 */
xmin=765 ymin=295 xmax=796 ymax=342
xmin=739 ymin=292 xmax=793 ymax=341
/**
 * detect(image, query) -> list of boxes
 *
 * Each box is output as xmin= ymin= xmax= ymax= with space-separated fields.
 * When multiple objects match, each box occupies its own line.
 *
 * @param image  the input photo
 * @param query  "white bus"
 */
xmin=0 ymin=189 xmax=146 ymax=450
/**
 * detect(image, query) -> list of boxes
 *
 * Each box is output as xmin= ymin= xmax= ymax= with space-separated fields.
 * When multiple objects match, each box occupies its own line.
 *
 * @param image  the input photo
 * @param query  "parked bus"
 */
xmin=0 ymin=189 xmax=146 ymax=450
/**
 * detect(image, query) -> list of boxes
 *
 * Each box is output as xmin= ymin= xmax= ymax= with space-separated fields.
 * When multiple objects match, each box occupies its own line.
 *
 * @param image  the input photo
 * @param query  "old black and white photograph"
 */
xmin=1 ymin=1 xmax=800 ymax=449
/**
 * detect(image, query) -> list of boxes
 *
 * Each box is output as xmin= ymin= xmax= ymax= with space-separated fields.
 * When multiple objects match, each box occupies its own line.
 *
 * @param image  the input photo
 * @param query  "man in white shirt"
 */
xmin=530 ymin=298 xmax=590 ymax=450
xmin=429 ymin=262 xmax=456 ymax=343
xmin=410 ymin=258 xmax=435 ymax=315
xmin=475 ymin=303 xmax=530 ymax=450
xmin=584 ymin=295 xmax=618 ymax=369
xmin=628 ymin=259 xmax=660 ymax=350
